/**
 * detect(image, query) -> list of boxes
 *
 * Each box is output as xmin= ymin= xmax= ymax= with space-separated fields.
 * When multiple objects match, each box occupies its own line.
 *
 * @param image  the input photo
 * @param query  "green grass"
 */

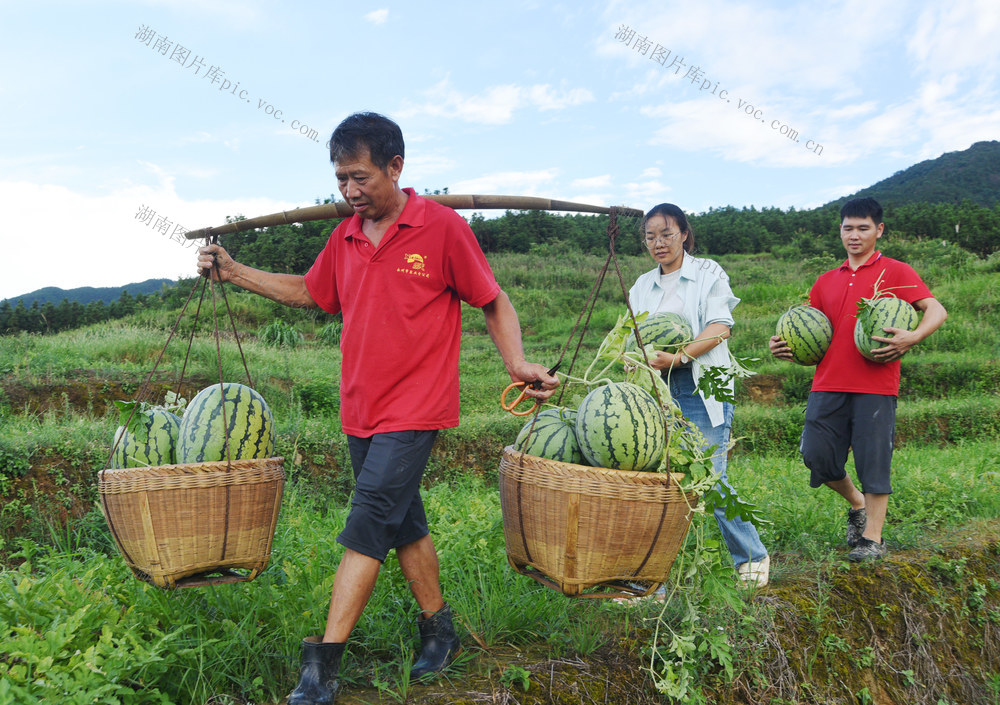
xmin=724 ymin=440 xmax=1000 ymax=558
xmin=0 ymin=477 xmax=599 ymax=703
xmin=3 ymin=440 xmax=1000 ymax=703
xmin=733 ymin=393 xmax=1000 ymax=456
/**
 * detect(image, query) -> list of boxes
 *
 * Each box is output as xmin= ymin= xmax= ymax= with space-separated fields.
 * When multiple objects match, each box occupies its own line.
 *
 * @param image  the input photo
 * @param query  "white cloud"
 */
xmin=364 ymin=9 xmax=389 ymax=25
xmin=797 ymin=184 xmax=866 ymax=209
xmin=642 ymin=96 xmax=828 ymax=167
xmin=398 ymin=78 xmax=594 ymax=125
xmin=601 ymin=0 xmax=909 ymax=96
xmin=605 ymin=0 xmax=1000 ymax=175
xmin=623 ymin=179 xmax=669 ymax=203
xmin=568 ymin=192 xmax=616 ymax=207
xmin=0 ymin=178 xmax=299 ymax=301
xmin=525 ymin=85 xmax=595 ymax=111
xmin=812 ymin=76 xmax=1000 ymax=166
xmin=403 ymin=153 xmax=458 ymax=183
xmin=570 ymin=174 xmax=613 ymax=190
xmin=450 ymin=168 xmax=559 ymax=196
xmin=824 ymin=102 xmax=880 ymax=121
xmin=608 ymin=68 xmax=675 ymax=103
xmin=398 ymin=80 xmax=520 ymax=124
xmin=908 ymin=0 xmax=1000 ymax=75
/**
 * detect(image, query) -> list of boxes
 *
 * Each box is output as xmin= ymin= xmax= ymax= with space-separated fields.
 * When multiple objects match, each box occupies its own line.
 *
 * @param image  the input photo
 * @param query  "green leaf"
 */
xmin=114 ymin=400 xmax=150 ymax=443
xmin=704 ymin=485 xmax=773 ymax=526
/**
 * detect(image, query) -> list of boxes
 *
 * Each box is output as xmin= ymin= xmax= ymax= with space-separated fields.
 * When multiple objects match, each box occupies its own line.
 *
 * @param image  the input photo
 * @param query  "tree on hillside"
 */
xmin=66 ymin=300 xmax=84 ymax=329
xmin=8 ymin=302 xmax=29 ymax=333
xmin=0 ymin=301 xmax=11 ymax=334
xmin=468 ymin=210 xmax=643 ymax=255
xmin=111 ymin=290 xmax=136 ymax=319
xmin=85 ymin=300 xmax=106 ymax=325
xmin=887 ymin=201 xmax=1000 ymax=256
xmin=40 ymin=302 xmax=57 ymax=333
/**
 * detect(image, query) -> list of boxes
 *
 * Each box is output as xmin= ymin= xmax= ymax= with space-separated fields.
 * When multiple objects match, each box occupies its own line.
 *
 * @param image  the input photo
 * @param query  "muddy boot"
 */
xmin=287 ymin=636 xmax=344 ymax=705
xmin=411 ymin=602 xmax=461 ymax=680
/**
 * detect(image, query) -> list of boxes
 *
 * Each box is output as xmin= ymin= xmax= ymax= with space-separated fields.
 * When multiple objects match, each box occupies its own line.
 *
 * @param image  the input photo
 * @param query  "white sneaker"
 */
xmin=737 ymin=555 xmax=770 ymax=587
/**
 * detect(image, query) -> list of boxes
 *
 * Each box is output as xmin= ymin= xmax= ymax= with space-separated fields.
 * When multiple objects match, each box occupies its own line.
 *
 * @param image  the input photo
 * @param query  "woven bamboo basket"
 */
xmin=98 ymin=457 xmax=285 ymax=589
xmin=498 ymin=446 xmax=696 ymax=598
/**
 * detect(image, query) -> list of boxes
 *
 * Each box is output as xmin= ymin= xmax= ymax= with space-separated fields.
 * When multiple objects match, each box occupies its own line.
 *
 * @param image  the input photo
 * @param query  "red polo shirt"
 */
xmin=304 ymin=188 xmax=501 ymax=436
xmin=809 ymin=252 xmax=931 ymax=396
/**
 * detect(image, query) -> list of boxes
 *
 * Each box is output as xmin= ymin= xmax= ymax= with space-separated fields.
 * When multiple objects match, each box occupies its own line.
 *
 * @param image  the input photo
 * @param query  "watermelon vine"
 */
xmin=113 ymin=391 xmax=187 ymax=444
xmin=854 ymin=270 xmax=920 ymax=361
xmin=546 ymin=310 xmax=759 ymax=500
xmin=854 ymin=270 xmax=917 ymax=339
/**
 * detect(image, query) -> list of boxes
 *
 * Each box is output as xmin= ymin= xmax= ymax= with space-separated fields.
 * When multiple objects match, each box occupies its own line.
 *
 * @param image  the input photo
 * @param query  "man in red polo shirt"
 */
xmin=198 ymin=112 xmax=558 ymax=705
xmin=769 ymin=197 xmax=946 ymax=563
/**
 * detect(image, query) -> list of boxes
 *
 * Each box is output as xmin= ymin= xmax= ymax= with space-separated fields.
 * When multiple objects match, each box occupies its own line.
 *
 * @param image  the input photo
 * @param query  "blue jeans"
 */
xmin=668 ymin=368 xmax=768 ymax=567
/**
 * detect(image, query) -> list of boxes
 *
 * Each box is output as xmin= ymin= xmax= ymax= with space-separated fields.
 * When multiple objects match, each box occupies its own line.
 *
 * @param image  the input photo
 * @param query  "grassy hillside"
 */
xmin=1 ymin=245 xmax=998 ymax=539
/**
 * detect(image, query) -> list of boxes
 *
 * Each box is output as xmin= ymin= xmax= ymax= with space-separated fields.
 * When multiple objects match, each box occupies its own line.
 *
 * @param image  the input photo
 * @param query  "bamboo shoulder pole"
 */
xmin=184 ymin=195 xmax=645 ymax=240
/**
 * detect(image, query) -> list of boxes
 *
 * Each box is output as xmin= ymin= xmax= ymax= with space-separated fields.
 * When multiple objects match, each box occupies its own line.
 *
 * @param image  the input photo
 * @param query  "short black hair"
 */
xmin=840 ymin=197 xmax=883 ymax=225
xmin=642 ymin=203 xmax=695 ymax=253
xmin=329 ymin=112 xmax=404 ymax=170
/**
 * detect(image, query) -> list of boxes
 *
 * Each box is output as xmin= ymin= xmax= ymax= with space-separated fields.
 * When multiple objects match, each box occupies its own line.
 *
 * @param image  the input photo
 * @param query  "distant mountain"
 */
xmin=831 ymin=140 xmax=1000 ymax=208
xmin=3 ymin=278 xmax=175 ymax=307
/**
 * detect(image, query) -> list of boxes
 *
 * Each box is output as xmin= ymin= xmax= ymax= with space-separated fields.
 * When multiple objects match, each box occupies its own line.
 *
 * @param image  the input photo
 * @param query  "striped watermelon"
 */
xmin=854 ymin=297 xmax=919 ymax=362
xmin=775 ymin=305 xmax=833 ymax=365
xmin=177 ymin=383 xmax=275 ymax=463
xmin=111 ymin=409 xmax=181 ymax=468
xmin=513 ymin=407 xmax=584 ymax=464
xmin=575 ymin=382 xmax=665 ymax=472
xmin=626 ymin=312 xmax=693 ymax=353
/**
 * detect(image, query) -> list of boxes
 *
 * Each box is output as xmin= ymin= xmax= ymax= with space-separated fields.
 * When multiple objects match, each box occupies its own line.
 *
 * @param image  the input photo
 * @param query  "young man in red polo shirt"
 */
xmin=769 ymin=197 xmax=946 ymax=562
xmin=198 ymin=112 xmax=558 ymax=705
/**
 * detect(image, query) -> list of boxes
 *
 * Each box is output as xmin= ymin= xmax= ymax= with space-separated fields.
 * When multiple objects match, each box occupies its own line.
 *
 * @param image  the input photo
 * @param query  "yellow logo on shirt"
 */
xmin=397 ymin=253 xmax=430 ymax=278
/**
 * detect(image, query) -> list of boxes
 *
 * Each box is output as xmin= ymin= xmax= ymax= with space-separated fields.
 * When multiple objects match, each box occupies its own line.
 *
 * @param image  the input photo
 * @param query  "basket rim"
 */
xmin=501 ymin=445 xmax=683 ymax=483
xmin=99 ymin=456 xmax=285 ymax=478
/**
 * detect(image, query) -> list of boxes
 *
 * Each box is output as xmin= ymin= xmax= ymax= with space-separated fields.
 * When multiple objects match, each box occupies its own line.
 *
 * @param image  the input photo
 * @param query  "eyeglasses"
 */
xmin=644 ymin=231 xmax=683 ymax=247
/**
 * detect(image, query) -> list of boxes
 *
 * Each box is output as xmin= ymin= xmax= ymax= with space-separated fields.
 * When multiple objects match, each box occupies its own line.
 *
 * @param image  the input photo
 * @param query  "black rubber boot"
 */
xmin=287 ymin=636 xmax=344 ymax=705
xmin=411 ymin=602 xmax=461 ymax=679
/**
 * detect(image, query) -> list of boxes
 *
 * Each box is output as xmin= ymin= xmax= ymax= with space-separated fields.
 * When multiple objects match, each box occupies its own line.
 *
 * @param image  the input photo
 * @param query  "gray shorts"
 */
xmin=338 ymin=430 xmax=439 ymax=562
xmin=800 ymin=392 xmax=896 ymax=494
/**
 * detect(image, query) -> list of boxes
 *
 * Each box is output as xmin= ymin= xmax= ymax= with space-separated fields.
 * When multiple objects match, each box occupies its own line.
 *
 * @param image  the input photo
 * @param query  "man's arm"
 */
xmin=482 ymin=290 xmax=558 ymax=400
xmin=870 ymin=296 xmax=947 ymax=361
xmin=197 ymin=244 xmax=318 ymax=309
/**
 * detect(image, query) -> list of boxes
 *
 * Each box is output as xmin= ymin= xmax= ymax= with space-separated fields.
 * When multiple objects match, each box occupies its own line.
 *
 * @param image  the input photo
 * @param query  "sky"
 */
xmin=2 ymin=0 xmax=999 ymax=301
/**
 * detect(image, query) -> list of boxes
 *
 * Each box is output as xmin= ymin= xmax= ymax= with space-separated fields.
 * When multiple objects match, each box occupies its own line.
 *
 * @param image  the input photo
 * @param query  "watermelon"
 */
xmin=775 ymin=305 xmax=833 ymax=366
xmin=575 ymin=382 xmax=665 ymax=472
xmin=111 ymin=408 xmax=181 ymax=468
xmin=626 ymin=312 xmax=693 ymax=353
xmin=177 ymin=383 xmax=275 ymax=463
xmin=513 ymin=407 xmax=584 ymax=464
xmin=854 ymin=297 xmax=919 ymax=362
